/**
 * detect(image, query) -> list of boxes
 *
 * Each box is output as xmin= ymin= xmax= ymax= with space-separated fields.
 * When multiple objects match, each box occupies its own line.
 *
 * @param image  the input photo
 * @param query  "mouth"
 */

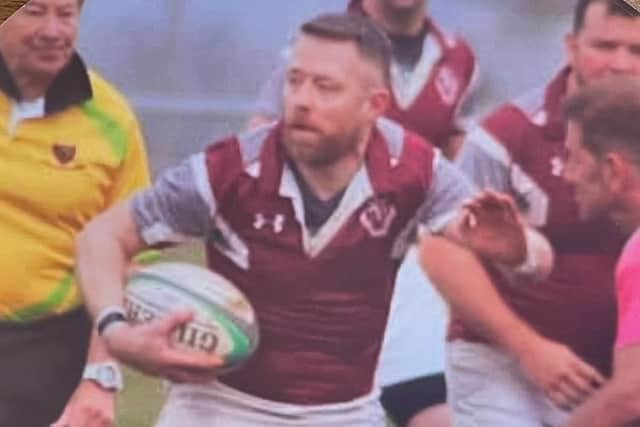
xmin=286 ymin=122 xmax=319 ymax=134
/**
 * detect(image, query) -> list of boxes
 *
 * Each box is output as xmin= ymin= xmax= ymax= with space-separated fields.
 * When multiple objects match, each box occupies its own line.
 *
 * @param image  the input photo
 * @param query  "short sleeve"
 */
xmin=418 ymin=151 xmax=476 ymax=233
xmin=131 ymin=153 xmax=216 ymax=245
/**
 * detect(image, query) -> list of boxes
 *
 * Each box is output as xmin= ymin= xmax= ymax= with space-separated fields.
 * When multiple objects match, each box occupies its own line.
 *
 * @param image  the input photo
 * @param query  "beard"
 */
xmin=282 ymin=123 xmax=363 ymax=167
xmin=573 ymin=67 xmax=589 ymax=88
xmin=380 ymin=0 xmax=424 ymax=20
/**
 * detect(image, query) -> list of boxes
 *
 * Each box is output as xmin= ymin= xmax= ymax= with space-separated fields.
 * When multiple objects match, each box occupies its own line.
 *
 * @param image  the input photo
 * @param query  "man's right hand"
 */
xmin=517 ymin=337 xmax=606 ymax=411
xmin=103 ymin=310 xmax=223 ymax=384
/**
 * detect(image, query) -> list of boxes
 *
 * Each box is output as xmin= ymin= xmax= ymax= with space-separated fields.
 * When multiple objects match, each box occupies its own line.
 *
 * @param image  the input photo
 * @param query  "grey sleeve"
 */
xmin=418 ymin=152 xmax=476 ymax=233
xmin=252 ymin=49 xmax=290 ymax=119
xmin=453 ymin=125 xmax=512 ymax=193
xmin=131 ymin=153 xmax=216 ymax=245
xmin=454 ymin=125 xmax=550 ymax=227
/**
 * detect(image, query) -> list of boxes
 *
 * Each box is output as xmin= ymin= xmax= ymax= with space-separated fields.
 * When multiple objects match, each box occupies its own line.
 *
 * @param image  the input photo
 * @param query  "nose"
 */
xmin=288 ymin=80 xmax=314 ymax=111
xmin=38 ymin=14 xmax=64 ymax=40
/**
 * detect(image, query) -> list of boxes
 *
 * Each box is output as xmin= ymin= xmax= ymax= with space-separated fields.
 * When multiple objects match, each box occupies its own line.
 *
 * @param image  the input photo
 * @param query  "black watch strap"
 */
xmin=97 ymin=311 xmax=127 ymax=336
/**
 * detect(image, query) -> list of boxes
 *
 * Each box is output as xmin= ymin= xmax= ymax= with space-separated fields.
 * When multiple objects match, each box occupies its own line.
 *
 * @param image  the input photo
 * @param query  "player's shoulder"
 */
xmin=205 ymin=121 xmax=278 ymax=179
xmin=430 ymin=19 xmax=475 ymax=61
xmin=377 ymin=117 xmax=434 ymax=160
xmin=86 ymin=69 xmax=138 ymax=126
xmin=479 ymin=84 xmax=548 ymax=150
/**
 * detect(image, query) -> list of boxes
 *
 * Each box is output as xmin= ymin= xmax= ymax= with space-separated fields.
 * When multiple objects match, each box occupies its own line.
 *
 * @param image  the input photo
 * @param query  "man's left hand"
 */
xmin=50 ymin=380 xmax=116 ymax=427
xmin=455 ymin=190 xmax=527 ymax=266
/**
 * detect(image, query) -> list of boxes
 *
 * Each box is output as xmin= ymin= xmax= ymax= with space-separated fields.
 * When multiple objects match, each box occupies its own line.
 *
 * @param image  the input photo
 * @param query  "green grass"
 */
xmin=117 ymin=368 xmax=166 ymax=426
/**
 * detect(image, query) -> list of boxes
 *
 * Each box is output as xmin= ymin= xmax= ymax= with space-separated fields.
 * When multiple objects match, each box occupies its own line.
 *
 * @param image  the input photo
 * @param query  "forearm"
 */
xmin=76 ymin=225 xmax=130 ymax=319
xmin=565 ymin=384 xmax=640 ymax=427
xmin=84 ymin=329 xmax=114 ymax=363
xmin=567 ymin=348 xmax=640 ymax=427
xmin=76 ymin=203 xmax=143 ymax=320
xmin=420 ymin=234 xmax=541 ymax=355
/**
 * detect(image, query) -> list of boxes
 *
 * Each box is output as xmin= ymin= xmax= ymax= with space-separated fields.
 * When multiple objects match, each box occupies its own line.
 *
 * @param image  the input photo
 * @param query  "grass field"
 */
xmin=117 ymin=369 xmax=167 ymax=426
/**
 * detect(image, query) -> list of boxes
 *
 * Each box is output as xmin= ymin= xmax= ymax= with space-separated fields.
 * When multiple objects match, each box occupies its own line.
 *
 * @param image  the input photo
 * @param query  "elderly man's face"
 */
xmin=0 ymin=0 xmax=80 ymax=82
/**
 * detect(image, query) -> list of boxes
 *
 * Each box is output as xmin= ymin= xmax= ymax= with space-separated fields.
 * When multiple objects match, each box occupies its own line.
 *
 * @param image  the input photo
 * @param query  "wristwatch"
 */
xmin=82 ymin=362 xmax=124 ymax=391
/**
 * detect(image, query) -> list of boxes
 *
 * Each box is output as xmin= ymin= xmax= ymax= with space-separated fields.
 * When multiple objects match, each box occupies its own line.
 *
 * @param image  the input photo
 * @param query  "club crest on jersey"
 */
xmin=253 ymin=213 xmax=285 ymax=234
xmin=360 ymin=197 xmax=396 ymax=238
xmin=52 ymin=143 xmax=77 ymax=166
xmin=435 ymin=66 xmax=459 ymax=106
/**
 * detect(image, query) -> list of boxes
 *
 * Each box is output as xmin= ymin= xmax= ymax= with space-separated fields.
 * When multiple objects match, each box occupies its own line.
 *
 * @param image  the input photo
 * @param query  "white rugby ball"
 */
xmin=124 ymin=262 xmax=259 ymax=372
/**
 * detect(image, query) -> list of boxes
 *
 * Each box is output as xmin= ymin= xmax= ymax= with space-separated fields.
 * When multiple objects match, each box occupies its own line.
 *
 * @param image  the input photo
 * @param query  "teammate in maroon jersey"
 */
xmin=561 ymin=75 xmax=640 ymax=427
xmin=252 ymin=0 xmax=477 ymax=160
xmin=251 ymin=2 xmax=478 ymax=425
xmin=72 ymin=13 xmax=549 ymax=427
xmin=438 ymin=1 xmax=640 ymax=426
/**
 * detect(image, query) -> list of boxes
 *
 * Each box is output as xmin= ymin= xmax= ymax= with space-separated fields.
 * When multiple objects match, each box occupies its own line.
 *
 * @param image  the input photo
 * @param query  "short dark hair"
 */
xmin=299 ymin=12 xmax=392 ymax=86
xmin=565 ymin=75 xmax=640 ymax=164
xmin=573 ymin=0 xmax=639 ymax=32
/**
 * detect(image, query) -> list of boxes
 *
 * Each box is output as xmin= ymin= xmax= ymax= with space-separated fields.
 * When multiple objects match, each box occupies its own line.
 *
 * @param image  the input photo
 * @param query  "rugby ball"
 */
xmin=124 ymin=262 xmax=259 ymax=372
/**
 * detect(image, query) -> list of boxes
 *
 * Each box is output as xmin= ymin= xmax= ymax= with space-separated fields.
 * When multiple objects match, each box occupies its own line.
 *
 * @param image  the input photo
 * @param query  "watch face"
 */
xmin=98 ymin=366 xmax=116 ymax=386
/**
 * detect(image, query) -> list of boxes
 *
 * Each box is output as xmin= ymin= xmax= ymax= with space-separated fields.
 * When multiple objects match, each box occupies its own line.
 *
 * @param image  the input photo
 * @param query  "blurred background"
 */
xmin=77 ymin=0 xmax=574 ymax=174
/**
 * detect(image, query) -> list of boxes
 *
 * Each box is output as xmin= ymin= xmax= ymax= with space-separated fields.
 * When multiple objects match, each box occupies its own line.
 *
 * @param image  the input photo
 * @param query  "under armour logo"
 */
xmin=550 ymin=156 xmax=565 ymax=177
xmin=253 ymin=213 xmax=285 ymax=234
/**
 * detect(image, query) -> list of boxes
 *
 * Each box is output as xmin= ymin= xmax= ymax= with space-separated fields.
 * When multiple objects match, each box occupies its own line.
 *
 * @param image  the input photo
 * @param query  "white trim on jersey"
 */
xmin=190 ymin=152 xmax=218 ymax=218
xmin=452 ymin=57 xmax=481 ymax=131
xmin=210 ymin=214 xmax=250 ymax=270
xmin=390 ymin=33 xmax=443 ymax=110
xmin=279 ymin=164 xmax=375 ymax=258
xmin=375 ymin=117 xmax=405 ymax=163
xmin=140 ymin=223 xmax=189 ymax=245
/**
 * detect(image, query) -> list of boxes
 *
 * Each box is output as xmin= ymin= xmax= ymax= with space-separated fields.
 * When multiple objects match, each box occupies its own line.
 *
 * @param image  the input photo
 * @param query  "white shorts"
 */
xmin=154 ymin=381 xmax=386 ymax=427
xmin=446 ymin=340 xmax=570 ymax=427
xmin=376 ymin=246 xmax=448 ymax=387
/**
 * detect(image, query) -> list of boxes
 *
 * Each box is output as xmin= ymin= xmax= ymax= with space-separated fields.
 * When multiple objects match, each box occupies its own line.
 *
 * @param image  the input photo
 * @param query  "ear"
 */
xmin=367 ymin=87 xmax=391 ymax=120
xmin=603 ymin=152 xmax=629 ymax=194
xmin=565 ymin=32 xmax=578 ymax=69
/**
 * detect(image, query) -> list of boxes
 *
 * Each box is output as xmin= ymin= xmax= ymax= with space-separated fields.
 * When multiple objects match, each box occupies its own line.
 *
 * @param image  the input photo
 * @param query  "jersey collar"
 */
xmin=541 ymin=66 xmax=571 ymax=140
xmin=257 ymin=122 xmax=396 ymax=196
xmin=0 ymin=51 xmax=93 ymax=116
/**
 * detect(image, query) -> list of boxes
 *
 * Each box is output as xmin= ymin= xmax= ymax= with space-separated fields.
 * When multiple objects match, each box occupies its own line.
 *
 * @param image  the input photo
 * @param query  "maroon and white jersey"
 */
xmin=454 ymin=67 xmax=626 ymax=375
xmin=349 ymin=0 xmax=478 ymax=148
xmin=132 ymin=118 xmax=474 ymax=404
xmin=254 ymin=1 xmax=478 ymax=150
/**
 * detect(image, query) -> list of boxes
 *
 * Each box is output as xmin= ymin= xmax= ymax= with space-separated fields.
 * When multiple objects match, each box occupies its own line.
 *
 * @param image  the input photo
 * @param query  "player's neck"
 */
xmin=293 ymin=132 xmax=369 ymax=201
xmin=363 ymin=0 xmax=425 ymax=37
